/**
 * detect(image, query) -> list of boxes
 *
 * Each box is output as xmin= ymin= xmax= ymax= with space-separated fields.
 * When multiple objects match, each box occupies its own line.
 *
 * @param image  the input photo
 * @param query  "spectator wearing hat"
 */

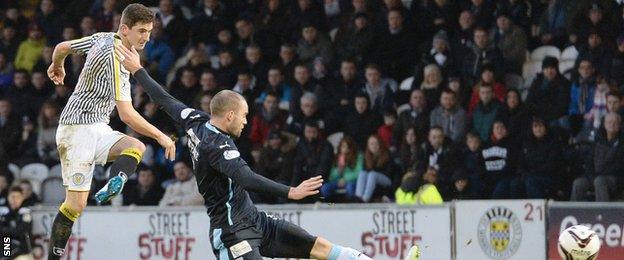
xmin=460 ymin=27 xmax=504 ymax=88
xmin=571 ymin=113 xmax=624 ymax=201
xmin=468 ymin=63 xmax=506 ymax=114
xmin=518 ymin=117 xmax=563 ymax=199
xmin=577 ymin=31 xmax=613 ymax=77
xmin=472 ymin=84 xmax=503 ymax=141
xmin=430 ymin=89 xmax=467 ymax=143
xmin=479 ymin=120 xmax=521 ymax=199
xmin=297 ymin=23 xmax=334 ymax=67
xmin=414 ymin=30 xmax=457 ymax=86
xmin=373 ymin=9 xmax=415 ymax=81
xmin=14 ymin=24 xmax=46 ymax=73
xmin=610 ymin=36 xmax=624 ymax=88
xmin=250 ymin=91 xmax=288 ymax=148
xmin=334 ymin=12 xmax=375 ymax=65
xmin=447 ymin=169 xmax=477 ymax=200
xmin=491 ymin=12 xmax=527 ymax=75
xmin=526 ymin=57 xmax=571 ymax=125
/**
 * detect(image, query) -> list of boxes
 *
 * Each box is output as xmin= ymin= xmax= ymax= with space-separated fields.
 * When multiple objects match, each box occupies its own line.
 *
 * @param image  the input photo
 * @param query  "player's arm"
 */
xmin=208 ymin=143 xmax=323 ymax=200
xmin=48 ymin=35 xmax=96 ymax=85
xmin=115 ymin=100 xmax=176 ymax=160
xmin=114 ymin=43 xmax=189 ymax=123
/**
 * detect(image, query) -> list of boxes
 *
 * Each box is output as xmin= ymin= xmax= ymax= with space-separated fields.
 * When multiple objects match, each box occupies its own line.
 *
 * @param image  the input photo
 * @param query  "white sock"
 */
xmin=328 ymin=245 xmax=372 ymax=260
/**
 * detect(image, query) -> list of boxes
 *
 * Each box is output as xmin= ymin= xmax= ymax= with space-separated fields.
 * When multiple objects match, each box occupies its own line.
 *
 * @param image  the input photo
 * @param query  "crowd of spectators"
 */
xmin=1 ymin=0 xmax=624 ymax=207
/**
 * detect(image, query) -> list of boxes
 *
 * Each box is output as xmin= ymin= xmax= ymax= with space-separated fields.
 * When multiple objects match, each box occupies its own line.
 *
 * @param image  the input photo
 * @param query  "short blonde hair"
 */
xmin=210 ymin=90 xmax=246 ymax=117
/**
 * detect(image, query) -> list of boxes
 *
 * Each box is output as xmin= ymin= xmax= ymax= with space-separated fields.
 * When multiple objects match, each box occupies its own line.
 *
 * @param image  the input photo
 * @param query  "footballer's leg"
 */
xmin=48 ymin=190 xmax=88 ymax=260
xmin=95 ymin=135 xmax=145 ymax=203
xmin=49 ymin=124 xmax=96 ymax=259
xmin=259 ymin=213 xmax=372 ymax=260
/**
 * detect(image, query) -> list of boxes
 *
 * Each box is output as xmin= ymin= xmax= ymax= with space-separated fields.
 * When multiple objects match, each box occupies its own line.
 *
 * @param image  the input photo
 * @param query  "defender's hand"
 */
xmin=114 ymin=44 xmax=143 ymax=74
xmin=288 ymin=176 xmax=323 ymax=200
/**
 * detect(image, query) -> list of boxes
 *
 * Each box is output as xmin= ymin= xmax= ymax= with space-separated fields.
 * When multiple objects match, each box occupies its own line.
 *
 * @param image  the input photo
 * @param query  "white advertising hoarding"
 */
xmin=30 ymin=204 xmax=452 ymax=260
xmin=454 ymin=200 xmax=546 ymax=260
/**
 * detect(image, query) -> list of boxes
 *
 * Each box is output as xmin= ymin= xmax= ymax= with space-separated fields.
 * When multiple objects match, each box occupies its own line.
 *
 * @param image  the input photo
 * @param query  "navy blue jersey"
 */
xmin=133 ymin=69 xmax=290 ymax=231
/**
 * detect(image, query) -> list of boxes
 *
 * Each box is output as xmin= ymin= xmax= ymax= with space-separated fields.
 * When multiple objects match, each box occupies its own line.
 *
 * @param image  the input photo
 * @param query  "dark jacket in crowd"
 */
xmin=292 ymin=138 xmax=334 ymax=186
xmin=342 ymin=107 xmax=382 ymax=150
xmin=122 ymin=183 xmax=165 ymax=206
xmin=525 ymin=74 xmax=571 ymax=123
xmin=586 ymin=130 xmax=624 ymax=177
xmin=392 ymin=108 xmax=429 ymax=148
xmin=479 ymin=136 xmax=519 ymax=180
xmin=0 ymin=205 xmax=32 ymax=256
xmin=518 ymin=131 xmax=562 ymax=178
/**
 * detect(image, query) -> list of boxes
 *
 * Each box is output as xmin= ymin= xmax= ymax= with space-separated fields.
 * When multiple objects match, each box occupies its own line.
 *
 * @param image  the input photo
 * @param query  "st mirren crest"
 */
xmin=477 ymin=206 xmax=522 ymax=259
xmin=72 ymin=173 xmax=86 ymax=186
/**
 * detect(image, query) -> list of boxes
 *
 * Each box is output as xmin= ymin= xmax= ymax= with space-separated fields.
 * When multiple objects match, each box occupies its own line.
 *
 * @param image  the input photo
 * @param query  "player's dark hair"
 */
xmin=121 ymin=3 xmax=155 ymax=28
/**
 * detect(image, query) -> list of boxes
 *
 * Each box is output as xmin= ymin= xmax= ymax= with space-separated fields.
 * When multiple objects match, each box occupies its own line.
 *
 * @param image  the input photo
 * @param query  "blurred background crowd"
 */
xmin=1 ymin=0 xmax=624 ymax=208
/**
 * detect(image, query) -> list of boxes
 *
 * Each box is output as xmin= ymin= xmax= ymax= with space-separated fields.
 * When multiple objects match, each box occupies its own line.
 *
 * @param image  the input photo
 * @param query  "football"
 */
xmin=558 ymin=225 xmax=601 ymax=260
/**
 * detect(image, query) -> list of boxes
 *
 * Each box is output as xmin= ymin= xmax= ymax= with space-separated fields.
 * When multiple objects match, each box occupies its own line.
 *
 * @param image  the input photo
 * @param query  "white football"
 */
xmin=558 ymin=225 xmax=601 ymax=260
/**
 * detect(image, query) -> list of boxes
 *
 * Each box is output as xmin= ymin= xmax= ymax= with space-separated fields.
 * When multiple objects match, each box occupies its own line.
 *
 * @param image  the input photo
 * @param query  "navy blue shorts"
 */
xmin=210 ymin=212 xmax=317 ymax=259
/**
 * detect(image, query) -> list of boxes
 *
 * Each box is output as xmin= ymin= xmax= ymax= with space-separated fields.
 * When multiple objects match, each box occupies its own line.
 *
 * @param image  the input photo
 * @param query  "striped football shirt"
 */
xmin=59 ymin=32 xmax=131 ymax=125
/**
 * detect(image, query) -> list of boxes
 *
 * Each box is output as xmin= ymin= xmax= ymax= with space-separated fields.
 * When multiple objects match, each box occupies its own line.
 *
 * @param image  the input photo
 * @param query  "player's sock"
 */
xmin=48 ymin=202 xmax=80 ymax=260
xmin=327 ymin=245 xmax=372 ymax=260
xmin=110 ymin=147 xmax=142 ymax=178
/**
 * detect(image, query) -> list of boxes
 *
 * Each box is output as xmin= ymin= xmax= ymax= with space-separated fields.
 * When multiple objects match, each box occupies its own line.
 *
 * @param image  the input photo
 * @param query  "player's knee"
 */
xmin=130 ymin=139 xmax=146 ymax=153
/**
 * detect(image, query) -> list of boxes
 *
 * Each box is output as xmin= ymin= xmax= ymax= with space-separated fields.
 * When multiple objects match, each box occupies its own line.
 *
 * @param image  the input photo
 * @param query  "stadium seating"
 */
xmin=530 ymin=45 xmax=561 ymax=61
xmin=41 ymin=176 xmax=64 ymax=205
xmin=8 ymin=163 xmax=20 ymax=180
xmin=561 ymin=46 xmax=579 ymax=61
xmin=326 ymin=132 xmax=344 ymax=153
xmin=19 ymin=163 xmax=49 ymax=195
